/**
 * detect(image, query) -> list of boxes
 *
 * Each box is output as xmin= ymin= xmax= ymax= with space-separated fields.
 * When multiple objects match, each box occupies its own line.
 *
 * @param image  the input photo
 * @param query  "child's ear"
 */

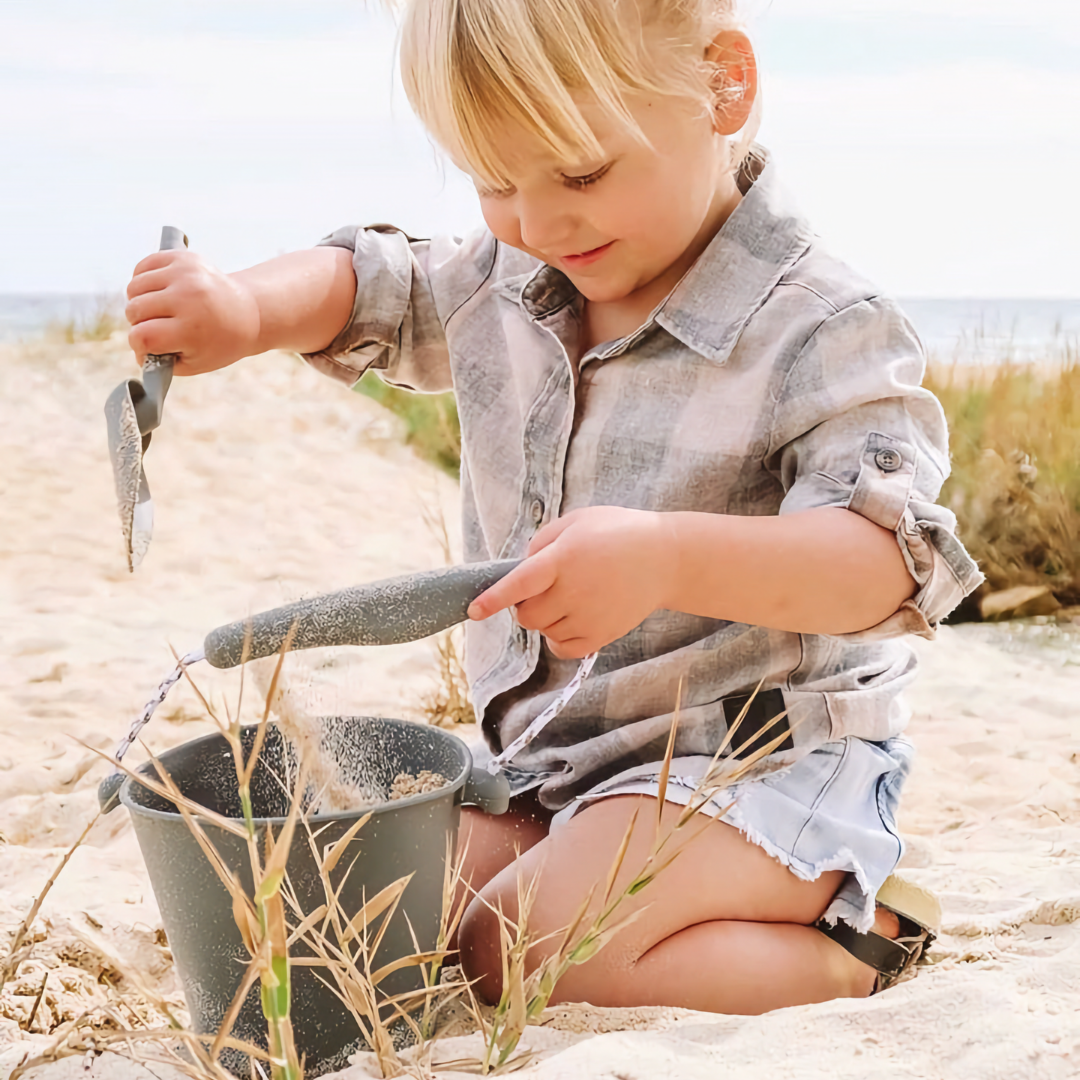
xmin=706 ymin=30 xmax=758 ymax=136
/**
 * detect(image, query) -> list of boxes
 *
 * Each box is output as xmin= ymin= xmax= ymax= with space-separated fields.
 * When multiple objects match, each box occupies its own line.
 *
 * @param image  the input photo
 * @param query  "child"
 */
xmin=125 ymin=0 xmax=982 ymax=1013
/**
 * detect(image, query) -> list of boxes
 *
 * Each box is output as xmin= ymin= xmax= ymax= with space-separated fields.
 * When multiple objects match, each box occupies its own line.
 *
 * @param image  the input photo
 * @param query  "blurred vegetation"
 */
xmin=357 ymin=356 xmax=1080 ymax=619
xmin=927 ymin=356 xmax=1080 ymax=618
xmin=355 ymin=370 xmax=462 ymax=477
xmin=47 ymin=294 xmax=126 ymax=343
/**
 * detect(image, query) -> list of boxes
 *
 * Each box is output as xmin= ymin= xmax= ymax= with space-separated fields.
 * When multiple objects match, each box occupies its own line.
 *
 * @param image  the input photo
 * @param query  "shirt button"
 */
xmin=530 ymin=497 xmax=545 ymax=525
xmin=875 ymin=448 xmax=903 ymax=473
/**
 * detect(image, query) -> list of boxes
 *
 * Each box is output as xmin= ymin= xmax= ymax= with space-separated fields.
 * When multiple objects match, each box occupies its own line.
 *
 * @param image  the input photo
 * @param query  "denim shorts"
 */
xmin=548 ymin=736 xmax=913 ymax=933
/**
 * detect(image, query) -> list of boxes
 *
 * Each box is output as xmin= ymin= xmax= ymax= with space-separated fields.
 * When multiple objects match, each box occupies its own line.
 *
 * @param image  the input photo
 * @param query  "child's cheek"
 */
xmin=479 ymin=200 xmax=521 ymax=252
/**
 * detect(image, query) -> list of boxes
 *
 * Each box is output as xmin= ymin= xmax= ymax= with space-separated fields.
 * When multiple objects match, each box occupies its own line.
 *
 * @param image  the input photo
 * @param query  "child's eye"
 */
xmin=561 ymin=163 xmax=612 ymax=191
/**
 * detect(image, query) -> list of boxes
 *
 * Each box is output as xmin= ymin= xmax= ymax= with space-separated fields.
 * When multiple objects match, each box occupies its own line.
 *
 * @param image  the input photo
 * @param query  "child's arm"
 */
xmin=662 ymin=506 xmax=916 ymax=631
xmin=470 ymin=298 xmax=984 ymax=660
xmin=467 ymin=504 xmax=912 ymax=658
xmin=126 ymin=247 xmax=357 ymax=375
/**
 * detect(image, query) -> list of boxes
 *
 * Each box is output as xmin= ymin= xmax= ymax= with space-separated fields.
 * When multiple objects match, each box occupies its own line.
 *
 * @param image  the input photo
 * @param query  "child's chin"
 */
xmin=567 ymin=273 xmax=636 ymax=304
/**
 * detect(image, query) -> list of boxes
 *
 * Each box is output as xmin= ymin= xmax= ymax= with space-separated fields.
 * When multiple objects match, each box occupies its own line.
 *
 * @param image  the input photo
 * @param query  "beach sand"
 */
xmin=2 ymin=338 xmax=1078 ymax=1079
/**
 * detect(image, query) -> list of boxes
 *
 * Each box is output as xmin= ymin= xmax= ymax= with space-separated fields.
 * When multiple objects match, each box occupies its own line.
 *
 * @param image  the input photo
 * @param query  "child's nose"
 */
xmin=517 ymin=194 xmax=575 ymax=256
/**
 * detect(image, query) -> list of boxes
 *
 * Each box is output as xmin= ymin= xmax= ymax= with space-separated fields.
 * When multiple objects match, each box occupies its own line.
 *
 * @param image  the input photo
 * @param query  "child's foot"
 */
xmin=839 ymin=907 xmax=900 ymax=997
xmin=816 ymin=874 xmax=941 ymax=996
xmin=873 ymin=903 xmax=901 ymax=940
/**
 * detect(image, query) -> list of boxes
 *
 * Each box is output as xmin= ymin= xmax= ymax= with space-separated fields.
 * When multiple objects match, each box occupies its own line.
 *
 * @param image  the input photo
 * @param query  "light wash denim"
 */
xmin=545 ymin=735 xmax=914 ymax=932
xmin=304 ymin=148 xmax=982 ymax=813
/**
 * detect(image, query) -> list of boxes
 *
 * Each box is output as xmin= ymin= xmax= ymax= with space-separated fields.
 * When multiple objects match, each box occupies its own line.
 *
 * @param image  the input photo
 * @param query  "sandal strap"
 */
xmin=814 ymin=918 xmax=921 ymax=980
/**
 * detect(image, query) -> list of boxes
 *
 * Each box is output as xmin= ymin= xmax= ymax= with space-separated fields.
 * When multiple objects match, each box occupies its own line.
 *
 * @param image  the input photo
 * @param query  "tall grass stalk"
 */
xmin=417 ymin=496 xmax=474 ymax=727
xmin=232 ymin=646 xmax=304 ymax=1080
xmin=423 ymin=628 xmax=475 ymax=728
xmin=414 ymin=833 xmax=471 ymax=1039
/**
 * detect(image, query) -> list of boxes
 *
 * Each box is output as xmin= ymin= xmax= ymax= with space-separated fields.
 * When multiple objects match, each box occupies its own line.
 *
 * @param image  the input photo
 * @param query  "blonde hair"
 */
xmin=394 ymin=0 xmax=759 ymax=189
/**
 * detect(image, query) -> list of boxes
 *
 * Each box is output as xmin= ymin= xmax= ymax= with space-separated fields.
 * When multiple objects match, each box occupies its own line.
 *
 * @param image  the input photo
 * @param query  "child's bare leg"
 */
xmin=451 ymin=795 xmax=552 ymax=941
xmin=458 ymin=795 xmax=890 ymax=1013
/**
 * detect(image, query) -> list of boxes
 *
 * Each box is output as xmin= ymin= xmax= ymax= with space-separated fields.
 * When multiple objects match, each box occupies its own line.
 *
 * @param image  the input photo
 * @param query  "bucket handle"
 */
xmin=461 ymin=765 xmax=510 ymax=815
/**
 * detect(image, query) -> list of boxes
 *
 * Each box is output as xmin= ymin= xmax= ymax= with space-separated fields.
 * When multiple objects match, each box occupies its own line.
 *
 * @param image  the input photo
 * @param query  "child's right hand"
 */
xmin=125 ymin=248 xmax=261 ymax=375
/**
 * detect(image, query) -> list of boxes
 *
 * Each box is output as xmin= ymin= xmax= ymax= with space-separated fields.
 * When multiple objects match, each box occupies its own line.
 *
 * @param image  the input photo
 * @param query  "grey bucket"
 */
xmin=120 ymin=716 xmax=508 ymax=1077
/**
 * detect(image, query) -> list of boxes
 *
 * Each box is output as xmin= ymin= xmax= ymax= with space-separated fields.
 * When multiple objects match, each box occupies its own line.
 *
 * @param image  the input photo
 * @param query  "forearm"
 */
xmin=661 ymin=507 xmax=917 ymax=635
xmin=232 ymin=246 xmax=357 ymax=356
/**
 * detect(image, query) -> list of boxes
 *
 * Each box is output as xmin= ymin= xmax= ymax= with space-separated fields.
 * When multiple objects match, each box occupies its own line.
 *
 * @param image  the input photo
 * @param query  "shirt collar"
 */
xmin=490 ymin=149 xmax=815 ymax=365
xmin=490 ymin=265 xmax=577 ymax=319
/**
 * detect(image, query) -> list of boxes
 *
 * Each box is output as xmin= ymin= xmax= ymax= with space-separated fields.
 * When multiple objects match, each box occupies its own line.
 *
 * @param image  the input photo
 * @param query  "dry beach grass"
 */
xmin=2 ymin=337 xmax=1079 ymax=1079
xmin=926 ymin=355 xmax=1080 ymax=617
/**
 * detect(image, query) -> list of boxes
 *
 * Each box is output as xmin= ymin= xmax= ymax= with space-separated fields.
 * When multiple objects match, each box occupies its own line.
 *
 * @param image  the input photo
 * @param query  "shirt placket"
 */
xmin=496 ymin=306 xmax=579 ymax=667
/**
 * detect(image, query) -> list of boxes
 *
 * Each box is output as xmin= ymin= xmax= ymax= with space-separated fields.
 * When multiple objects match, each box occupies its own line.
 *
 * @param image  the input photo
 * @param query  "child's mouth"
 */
xmin=561 ymin=241 xmax=615 ymax=269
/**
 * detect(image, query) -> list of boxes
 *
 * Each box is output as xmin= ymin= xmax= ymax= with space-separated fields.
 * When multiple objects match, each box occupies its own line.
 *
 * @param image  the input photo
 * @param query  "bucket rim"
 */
xmin=119 ymin=715 xmax=474 ymax=827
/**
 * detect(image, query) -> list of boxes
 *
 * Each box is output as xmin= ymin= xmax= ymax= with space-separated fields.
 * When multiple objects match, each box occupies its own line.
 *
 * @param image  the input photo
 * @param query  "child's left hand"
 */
xmin=467 ymin=506 xmax=675 ymax=659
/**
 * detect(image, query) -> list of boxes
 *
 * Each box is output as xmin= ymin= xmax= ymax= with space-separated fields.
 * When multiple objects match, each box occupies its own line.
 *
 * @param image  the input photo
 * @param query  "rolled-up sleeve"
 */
xmin=302 ymin=224 xmax=495 ymax=394
xmin=766 ymin=296 xmax=984 ymax=640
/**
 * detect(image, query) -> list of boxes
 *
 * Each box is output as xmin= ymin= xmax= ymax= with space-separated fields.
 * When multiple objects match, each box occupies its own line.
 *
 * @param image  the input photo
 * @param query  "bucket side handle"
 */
xmin=461 ymin=766 xmax=510 ymax=815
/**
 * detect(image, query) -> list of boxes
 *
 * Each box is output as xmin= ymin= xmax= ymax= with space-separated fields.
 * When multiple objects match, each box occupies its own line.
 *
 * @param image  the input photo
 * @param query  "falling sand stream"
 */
xmin=104 ymin=635 xmax=596 ymax=814
xmin=106 ymin=654 xmax=446 ymax=814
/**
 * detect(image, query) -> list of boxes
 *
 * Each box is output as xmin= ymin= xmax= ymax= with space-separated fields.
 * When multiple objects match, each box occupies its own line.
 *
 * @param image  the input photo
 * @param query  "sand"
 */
xmin=388 ymin=770 xmax=448 ymax=801
xmin=0 ymin=337 xmax=460 ymax=1074
xmin=2 ymin=337 xmax=1079 ymax=1079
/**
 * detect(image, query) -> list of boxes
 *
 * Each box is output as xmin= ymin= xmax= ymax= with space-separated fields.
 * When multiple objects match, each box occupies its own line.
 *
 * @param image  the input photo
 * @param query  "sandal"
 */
xmin=815 ymin=873 xmax=942 ymax=994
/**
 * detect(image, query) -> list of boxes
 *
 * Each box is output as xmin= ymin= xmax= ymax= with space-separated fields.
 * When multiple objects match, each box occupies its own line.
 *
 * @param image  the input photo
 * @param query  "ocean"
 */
xmin=899 ymin=298 xmax=1080 ymax=362
xmin=2 ymin=292 xmax=1079 ymax=361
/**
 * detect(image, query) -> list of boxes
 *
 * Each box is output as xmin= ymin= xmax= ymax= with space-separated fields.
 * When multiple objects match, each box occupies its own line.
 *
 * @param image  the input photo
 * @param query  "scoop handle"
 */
xmin=203 ymin=559 xmax=522 ymax=669
xmin=135 ymin=226 xmax=188 ymax=432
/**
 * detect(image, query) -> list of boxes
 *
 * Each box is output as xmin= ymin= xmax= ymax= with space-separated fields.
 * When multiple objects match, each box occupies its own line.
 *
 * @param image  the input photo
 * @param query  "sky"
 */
xmin=1 ymin=0 xmax=1077 ymax=296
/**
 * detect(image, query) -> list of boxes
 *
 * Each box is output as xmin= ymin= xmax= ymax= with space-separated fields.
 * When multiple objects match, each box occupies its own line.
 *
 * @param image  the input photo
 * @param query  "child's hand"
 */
xmin=125 ymin=249 xmax=261 ymax=375
xmin=467 ymin=507 xmax=676 ymax=659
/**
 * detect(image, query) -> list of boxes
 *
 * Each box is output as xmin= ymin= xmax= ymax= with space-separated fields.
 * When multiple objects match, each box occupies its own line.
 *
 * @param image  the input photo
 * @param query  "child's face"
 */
xmin=472 ymin=91 xmax=736 ymax=306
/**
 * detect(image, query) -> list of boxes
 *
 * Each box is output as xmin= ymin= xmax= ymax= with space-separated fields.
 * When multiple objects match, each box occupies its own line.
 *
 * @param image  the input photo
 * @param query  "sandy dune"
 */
xmin=2 ymin=338 xmax=1078 ymax=1079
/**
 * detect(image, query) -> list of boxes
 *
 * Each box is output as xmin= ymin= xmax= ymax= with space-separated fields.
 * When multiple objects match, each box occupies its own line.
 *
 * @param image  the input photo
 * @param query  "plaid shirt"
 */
xmin=305 ymin=153 xmax=983 ymax=808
